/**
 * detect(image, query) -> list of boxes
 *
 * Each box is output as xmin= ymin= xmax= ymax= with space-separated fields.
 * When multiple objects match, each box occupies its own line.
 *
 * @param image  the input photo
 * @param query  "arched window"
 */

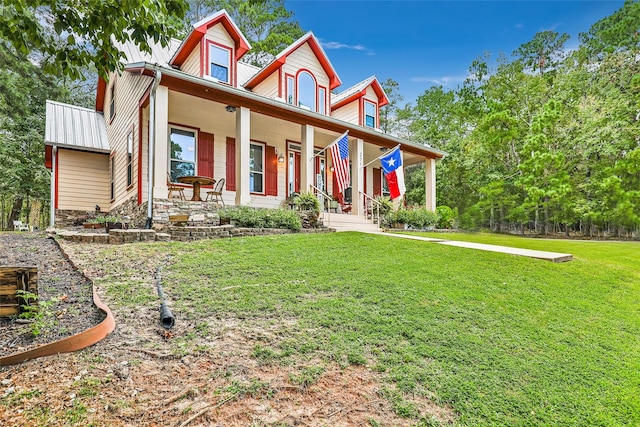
xmin=297 ymin=71 xmax=316 ymax=112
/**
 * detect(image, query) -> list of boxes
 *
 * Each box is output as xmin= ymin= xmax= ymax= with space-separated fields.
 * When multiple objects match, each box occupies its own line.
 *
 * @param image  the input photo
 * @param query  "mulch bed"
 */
xmin=0 ymin=232 xmax=104 ymax=356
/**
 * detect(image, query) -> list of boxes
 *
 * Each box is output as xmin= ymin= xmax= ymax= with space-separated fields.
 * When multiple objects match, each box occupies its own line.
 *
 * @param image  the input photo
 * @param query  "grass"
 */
xmin=103 ymin=232 xmax=639 ymax=426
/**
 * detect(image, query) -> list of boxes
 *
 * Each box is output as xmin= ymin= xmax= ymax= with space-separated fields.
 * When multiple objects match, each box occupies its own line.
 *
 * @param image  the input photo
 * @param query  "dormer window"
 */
xmin=364 ymin=100 xmax=376 ymax=128
xmin=297 ymin=71 xmax=316 ymax=112
xmin=208 ymin=42 xmax=231 ymax=83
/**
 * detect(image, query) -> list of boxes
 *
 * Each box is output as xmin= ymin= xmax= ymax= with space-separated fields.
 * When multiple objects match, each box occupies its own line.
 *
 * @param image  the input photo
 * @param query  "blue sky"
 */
xmin=285 ymin=0 xmax=625 ymax=103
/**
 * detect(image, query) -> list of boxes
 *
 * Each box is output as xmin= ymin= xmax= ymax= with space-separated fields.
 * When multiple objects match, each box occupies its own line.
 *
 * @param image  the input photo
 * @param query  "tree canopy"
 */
xmin=0 ymin=0 xmax=188 ymax=79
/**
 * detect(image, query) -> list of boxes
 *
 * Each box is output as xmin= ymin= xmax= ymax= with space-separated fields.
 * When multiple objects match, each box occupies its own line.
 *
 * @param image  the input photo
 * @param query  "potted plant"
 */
xmin=83 ymin=218 xmax=103 ymax=229
xmin=104 ymin=215 xmax=127 ymax=232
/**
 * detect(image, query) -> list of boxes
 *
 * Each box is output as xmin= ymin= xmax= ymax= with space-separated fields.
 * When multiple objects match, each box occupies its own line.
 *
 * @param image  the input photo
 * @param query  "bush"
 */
xmin=218 ymin=206 xmax=301 ymax=231
xmin=293 ymin=192 xmax=320 ymax=213
xmin=436 ymin=205 xmax=457 ymax=229
xmin=387 ymin=207 xmax=440 ymax=230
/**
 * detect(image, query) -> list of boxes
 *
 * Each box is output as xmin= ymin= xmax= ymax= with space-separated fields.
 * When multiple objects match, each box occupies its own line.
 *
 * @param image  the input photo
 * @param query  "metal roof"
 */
xmin=112 ymin=37 xmax=181 ymax=67
xmin=331 ymin=76 xmax=376 ymax=105
xmin=45 ymin=100 xmax=110 ymax=152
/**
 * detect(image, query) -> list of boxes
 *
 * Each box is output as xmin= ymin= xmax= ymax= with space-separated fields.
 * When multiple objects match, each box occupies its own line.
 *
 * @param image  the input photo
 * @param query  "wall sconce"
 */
xmin=329 ymin=165 xmax=334 ymax=173
xmin=278 ymin=153 xmax=285 ymax=163
xmin=225 ymin=105 xmax=236 ymax=113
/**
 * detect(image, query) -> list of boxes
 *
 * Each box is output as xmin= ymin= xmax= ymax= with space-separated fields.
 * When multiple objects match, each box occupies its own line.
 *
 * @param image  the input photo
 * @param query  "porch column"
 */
xmin=351 ymin=138 xmax=364 ymax=216
xmin=425 ymin=157 xmax=436 ymax=211
xmin=235 ymin=106 xmax=251 ymax=206
xmin=300 ymin=124 xmax=314 ymax=192
xmin=152 ymin=85 xmax=169 ymax=197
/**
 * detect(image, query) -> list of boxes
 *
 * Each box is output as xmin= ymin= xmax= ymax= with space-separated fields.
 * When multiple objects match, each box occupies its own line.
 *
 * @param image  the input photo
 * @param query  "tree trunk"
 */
xmin=8 ymin=197 xmax=23 ymax=231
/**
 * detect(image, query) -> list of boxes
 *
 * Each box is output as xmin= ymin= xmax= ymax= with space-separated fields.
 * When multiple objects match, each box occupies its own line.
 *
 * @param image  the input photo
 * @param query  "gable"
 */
xmin=244 ymin=32 xmax=341 ymax=91
xmin=170 ymin=10 xmax=250 ymax=68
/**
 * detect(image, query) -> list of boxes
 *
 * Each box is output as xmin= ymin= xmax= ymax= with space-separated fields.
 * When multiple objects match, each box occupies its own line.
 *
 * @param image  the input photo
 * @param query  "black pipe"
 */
xmin=155 ymin=257 xmax=175 ymax=329
xmin=160 ymin=302 xmax=175 ymax=329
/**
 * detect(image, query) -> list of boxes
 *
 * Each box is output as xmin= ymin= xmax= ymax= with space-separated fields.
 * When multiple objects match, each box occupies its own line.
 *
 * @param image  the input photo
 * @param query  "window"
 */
xmin=209 ymin=43 xmax=231 ymax=83
xmin=110 ymin=156 xmax=115 ymax=200
xmin=286 ymin=75 xmax=295 ymax=105
xmin=297 ymin=71 xmax=316 ymax=111
xmin=364 ymin=100 xmax=376 ymax=128
xmin=318 ymin=87 xmax=326 ymax=115
xmin=126 ymin=130 xmax=133 ymax=187
xmin=249 ymin=143 xmax=264 ymax=193
xmin=109 ymin=82 xmax=115 ymax=121
xmin=169 ymin=127 xmax=196 ymax=181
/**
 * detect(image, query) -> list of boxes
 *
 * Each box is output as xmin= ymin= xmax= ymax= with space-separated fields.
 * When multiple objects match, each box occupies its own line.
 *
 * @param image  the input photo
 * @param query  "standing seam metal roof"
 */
xmin=45 ymin=100 xmax=109 ymax=152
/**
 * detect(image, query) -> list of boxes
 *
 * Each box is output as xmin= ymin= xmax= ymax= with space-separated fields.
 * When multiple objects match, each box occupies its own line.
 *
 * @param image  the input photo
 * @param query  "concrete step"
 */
xmin=321 ymin=213 xmax=381 ymax=232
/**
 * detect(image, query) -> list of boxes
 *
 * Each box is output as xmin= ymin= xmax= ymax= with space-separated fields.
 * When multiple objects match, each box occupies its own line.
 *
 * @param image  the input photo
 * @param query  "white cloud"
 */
xmin=515 ymin=23 xmax=524 ymax=29
xmin=410 ymin=75 xmax=467 ymax=87
xmin=321 ymin=41 xmax=375 ymax=55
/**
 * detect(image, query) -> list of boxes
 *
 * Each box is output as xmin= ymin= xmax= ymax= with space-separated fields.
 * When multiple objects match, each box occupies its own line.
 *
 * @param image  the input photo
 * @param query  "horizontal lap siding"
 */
xmin=207 ymin=24 xmax=234 ymax=46
xmin=182 ymin=42 xmax=201 ymax=76
xmin=253 ymin=72 xmax=279 ymax=99
xmin=58 ymin=149 xmax=110 ymax=210
xmin=282 ymin=43 xmax=330 ymax=98
xmin=105 ymin=71 xmax=153 ymax=209
xmin=331 ymin=102 xmax=359 ymax=125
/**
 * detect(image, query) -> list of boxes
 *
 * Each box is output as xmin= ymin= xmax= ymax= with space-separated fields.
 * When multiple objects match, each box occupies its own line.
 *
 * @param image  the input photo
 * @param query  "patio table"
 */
xmin=177 ymin=175 xmax=216 ymax=201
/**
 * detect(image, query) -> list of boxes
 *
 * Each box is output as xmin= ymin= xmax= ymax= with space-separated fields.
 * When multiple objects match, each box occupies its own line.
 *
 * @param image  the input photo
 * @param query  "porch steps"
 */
xmin=321 ymin=212 xmax=381 ymax=233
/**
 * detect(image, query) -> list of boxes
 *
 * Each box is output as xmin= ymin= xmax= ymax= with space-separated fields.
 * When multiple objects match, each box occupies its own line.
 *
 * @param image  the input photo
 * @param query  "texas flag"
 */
xmin=380 ymin=148 xmax=406 ymax=200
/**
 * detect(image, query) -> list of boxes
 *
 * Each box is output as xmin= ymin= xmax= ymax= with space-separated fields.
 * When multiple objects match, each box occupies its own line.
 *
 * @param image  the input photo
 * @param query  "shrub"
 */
xmin=436 ymin=205 xmax=457 ymax=229
xmin=293 ymin=192 xmax=320 ymax=213
xmin=387 ymin=207 xmax=440 ymax=230
xmin=219 ymin=206 xmax=301 ymax=231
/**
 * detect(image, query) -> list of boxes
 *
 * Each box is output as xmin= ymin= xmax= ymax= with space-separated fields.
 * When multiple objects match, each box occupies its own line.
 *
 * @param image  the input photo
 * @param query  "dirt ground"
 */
xmin=0 ymin=233 xmax=455 ymax=426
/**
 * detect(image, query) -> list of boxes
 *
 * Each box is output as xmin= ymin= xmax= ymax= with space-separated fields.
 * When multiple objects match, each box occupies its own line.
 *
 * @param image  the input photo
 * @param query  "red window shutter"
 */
xmin=265 ymin=145 xmax=278 ymax=196
xmin=197 ymin=131 xmax=214 ymax=188
xmin=44 ymin=145 xmax=53 ymax=169
xmin=226 ymin=137 xmax=236 ymax=191
xmin=373 ymin=167 xmax=382 ymax=196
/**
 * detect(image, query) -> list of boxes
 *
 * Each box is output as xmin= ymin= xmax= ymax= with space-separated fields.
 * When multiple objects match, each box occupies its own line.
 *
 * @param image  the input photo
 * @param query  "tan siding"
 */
xmin=57 ymin=149 xmax=110 ymax=210
xmin=365 ymin=86 xmax=378 ymax=101
xmin=182 ymin=42 xmax=201 ymax=76
xmin=206 ymin=23 xmax=234 ymax=46
xmin=281 ymin=43 xmax=330 ymax=104
xmin=105 ymin=71 xmax=153 ymax=209
xmin=253 ymin=72 xmax=279 ymax=99
xmin=331 ymin=101 xmax=360 ymax=125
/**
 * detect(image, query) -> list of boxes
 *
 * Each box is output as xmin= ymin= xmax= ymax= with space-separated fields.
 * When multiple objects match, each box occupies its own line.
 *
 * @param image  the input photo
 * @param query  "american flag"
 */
xmin=329 ymin=132 xmax=350 ymax=194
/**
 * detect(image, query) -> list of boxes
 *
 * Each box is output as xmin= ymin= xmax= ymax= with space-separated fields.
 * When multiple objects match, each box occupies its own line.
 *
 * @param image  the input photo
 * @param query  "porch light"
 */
xmin=278 ymin=153 xmax=285 ymax=163
xmin=329 ymin=165 xmax=334 ymax=173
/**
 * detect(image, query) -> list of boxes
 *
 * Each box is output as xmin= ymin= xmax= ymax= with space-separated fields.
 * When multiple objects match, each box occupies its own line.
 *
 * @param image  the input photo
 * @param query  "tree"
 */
xmin=0 ymin=0 xmax=189 ymax=79
xmin=579 ymin=0 xmax=640 ymax=61
xmin=188 ymin=0 xmax=305 ymax=67
xmin=379 ymin=78 xmax=411 ymax=137
xmin=513 ymin=30 xmax=570 ymax=75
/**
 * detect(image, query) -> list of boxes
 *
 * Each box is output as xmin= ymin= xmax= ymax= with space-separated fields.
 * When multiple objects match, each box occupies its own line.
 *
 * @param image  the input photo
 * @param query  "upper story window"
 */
xmin=209 ymin=43 xmax=231 ymax=83
xmin=169 ymin=127 xmax=196 ymax=181
xmin=297 ymin=71 xmax=316 ymax=112
xmin=109 ymin=82 xmax=115 ymax=121
xmin=286 ymin=75 xmax=295 ymax=105
xmin=364 ymin=100 xmax=377 ymax=128
xmin=318 ymin=87 xmax=326 ymax=115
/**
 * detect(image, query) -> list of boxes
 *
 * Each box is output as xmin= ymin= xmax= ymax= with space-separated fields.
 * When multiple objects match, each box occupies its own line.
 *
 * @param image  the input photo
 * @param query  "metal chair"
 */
xmin=167 ymin=172 xmax=186 ymax=200
xmin=205 ymin=178 xmax=225 ymax=206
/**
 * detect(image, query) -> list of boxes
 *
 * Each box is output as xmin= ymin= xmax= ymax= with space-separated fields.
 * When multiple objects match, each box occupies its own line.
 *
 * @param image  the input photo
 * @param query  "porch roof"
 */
xmin=45 ymin=100 xmax=110 ymax=153
xmin=126 ymin=62 xmax=446 ymax=160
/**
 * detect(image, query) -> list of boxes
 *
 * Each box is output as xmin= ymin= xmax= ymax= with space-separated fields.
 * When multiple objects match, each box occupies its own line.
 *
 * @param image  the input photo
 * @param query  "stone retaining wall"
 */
xmin=56 ymin=225 xmax=334 ymax=244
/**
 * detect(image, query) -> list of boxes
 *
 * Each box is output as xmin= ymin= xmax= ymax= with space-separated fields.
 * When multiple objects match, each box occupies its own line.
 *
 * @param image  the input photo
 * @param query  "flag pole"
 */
xmin=311 ymin=130 xmax=349 ymax=160
xmin=362 ymin=144 xmax=401 ymax=169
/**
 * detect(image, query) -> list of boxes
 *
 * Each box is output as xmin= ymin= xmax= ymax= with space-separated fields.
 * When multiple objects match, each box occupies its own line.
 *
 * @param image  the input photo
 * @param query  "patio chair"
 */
xmin=13 ymin=220 xmax=30 ymax=231
xmin=205 ymin=178 xmax=225 ymax=206
xmin=167 ymin=172 xmax=186 ymax=200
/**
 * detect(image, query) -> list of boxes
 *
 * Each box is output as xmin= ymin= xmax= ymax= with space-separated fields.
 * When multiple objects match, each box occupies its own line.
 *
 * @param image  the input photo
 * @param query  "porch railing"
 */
xmin=309 ymin=184 xmax=333 ymax=228
xmin=360 ymin=191 xmax=382 ymax=228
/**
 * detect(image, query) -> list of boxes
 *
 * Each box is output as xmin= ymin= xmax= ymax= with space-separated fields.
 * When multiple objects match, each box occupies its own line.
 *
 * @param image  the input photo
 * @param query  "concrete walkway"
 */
xmin=372 ymin=232 xmax=574 ymax=263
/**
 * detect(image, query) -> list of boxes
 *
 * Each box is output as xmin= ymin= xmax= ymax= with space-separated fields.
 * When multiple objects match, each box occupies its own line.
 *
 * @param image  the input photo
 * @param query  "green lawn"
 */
xmin=115 ymin=232 xmax=640 ymax=425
